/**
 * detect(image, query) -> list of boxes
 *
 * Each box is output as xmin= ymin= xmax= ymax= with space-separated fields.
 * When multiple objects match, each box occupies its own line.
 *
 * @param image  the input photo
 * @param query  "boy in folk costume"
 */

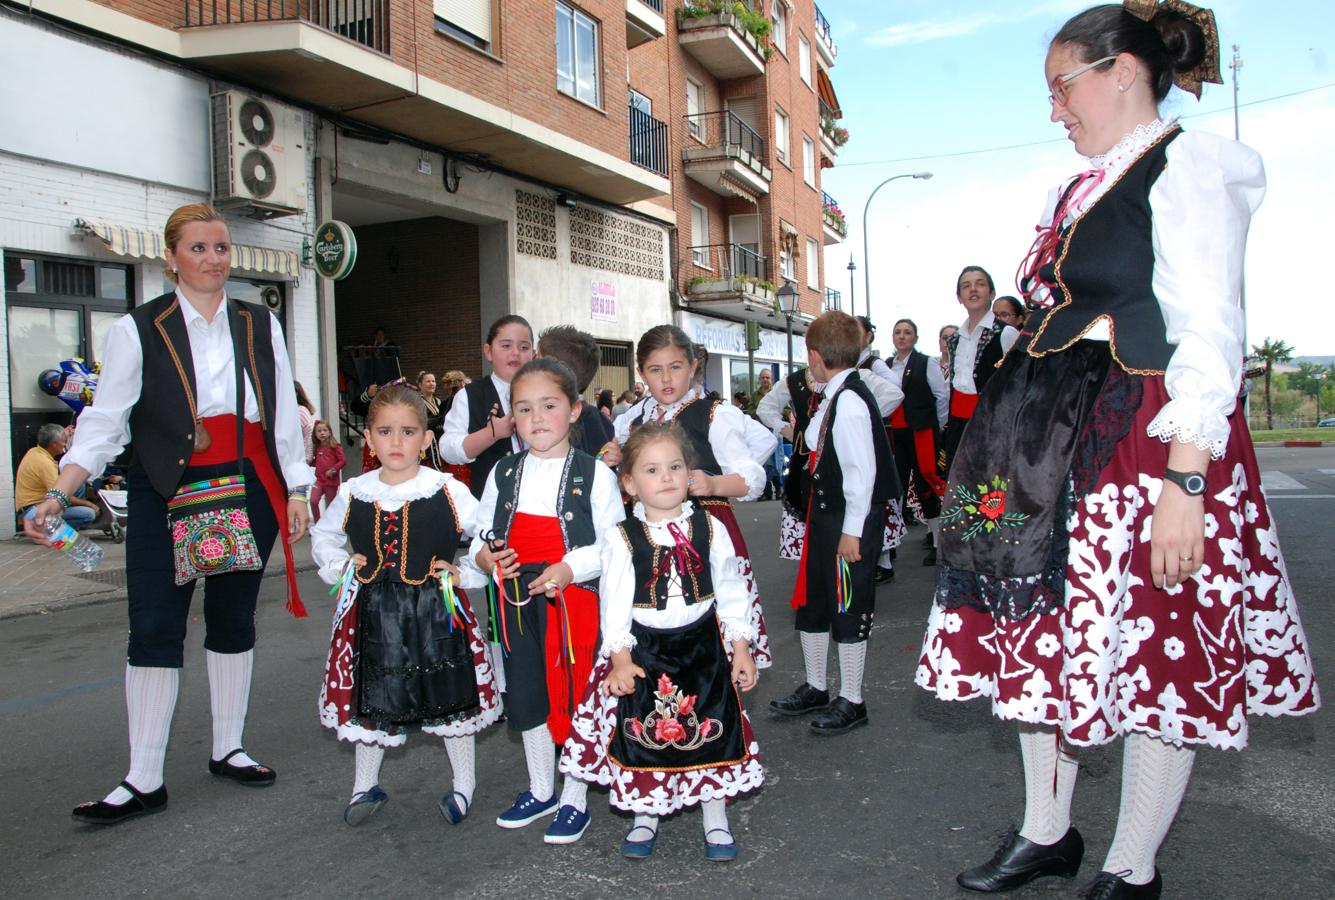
xmin=770 ymin=312 xmax=898 ymax=734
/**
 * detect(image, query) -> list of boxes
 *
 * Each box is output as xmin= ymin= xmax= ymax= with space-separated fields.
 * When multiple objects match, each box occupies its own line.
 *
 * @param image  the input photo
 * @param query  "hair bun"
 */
xmin=1153 ymin=10 xmax=1206 ymax=73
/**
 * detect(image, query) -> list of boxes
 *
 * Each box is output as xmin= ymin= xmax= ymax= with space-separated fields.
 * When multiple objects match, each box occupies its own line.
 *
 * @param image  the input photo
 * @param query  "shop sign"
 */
xmin=313 ymin=220 xmax=357 ymax=280
xmin=591 ymin=280 xmax=617 ymax=322
xmin=678 ymin=311 xmax=804 ymax=361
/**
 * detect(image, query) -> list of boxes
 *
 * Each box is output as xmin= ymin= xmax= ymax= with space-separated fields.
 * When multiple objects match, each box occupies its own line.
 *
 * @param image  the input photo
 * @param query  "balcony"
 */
xmin=822 ymin=191 xmax=847 ymax=245
xmin=629 ymin=105 xmax=669 ymax=177
xmin=626 ymin=0 xmax=666 ymax=48
xmin=824 ymin=287 xmax=843 ymax=312
xmin=682 ymin=110 xmax=772 ymax=199
xmin=676 ymin=8 xmax=768 ymax=80
xmin=685 ymin=244 xmax=781 ymax=323
xmin=819 ymin=103 xmax=847 ymax=164
xmin=814 ymin=4 xmax=837 ymax=67
xmin=184 ymin=0 xmax=389 ymax=53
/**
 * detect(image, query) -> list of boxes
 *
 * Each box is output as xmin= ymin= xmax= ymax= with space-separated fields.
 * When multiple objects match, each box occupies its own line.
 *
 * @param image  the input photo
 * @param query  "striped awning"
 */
xmin=75 ymin=218 xmax=301 ymax=279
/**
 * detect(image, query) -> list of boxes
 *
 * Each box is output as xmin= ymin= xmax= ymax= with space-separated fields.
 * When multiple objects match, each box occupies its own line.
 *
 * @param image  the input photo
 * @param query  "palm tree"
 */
xmin=1251 ymin=337 xmax=1294 ymax=430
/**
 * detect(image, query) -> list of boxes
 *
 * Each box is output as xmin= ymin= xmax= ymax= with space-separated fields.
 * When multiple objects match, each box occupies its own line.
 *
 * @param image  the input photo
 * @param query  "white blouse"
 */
xmin=612 ymin=387 xmax=770 ymax=500
xmin=889 ymin=350 xmax=951 ymax=426
xmin=465 ymin=452 xmax=624 ymax=585
xmin=61 ymin=289 xmax=313 ymax=489
xmin=309 ymin=467 xmax=484 ymax=589
xmin=951 ymin=311 xmax=1020 ymax=395
xmin=598 ymin=502 xmax=754 ymax=656
xmin=805 ymin=369 xmax=877 ymax=535
xmin=440 ymin=372 xmax=521 ymax=464
xmin=1036 ymin=120 xmax=1265 ymax=458
xmin=755 ymin=368 xmax=904 ymax=435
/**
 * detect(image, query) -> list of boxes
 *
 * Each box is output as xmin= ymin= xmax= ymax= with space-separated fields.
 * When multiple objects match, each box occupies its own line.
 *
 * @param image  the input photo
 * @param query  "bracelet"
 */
xmin=44 ymin=488 xmax=71 ymax=510
xmin=287 ymin=488 xmax=310 ymax=502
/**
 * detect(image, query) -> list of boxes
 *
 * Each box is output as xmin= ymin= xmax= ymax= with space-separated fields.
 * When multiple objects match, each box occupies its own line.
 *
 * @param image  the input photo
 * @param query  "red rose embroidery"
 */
xmin=655 ymin=716 xmax=687 ymax=743
xmin=978 ymin=490 xmax=1006 ymax=520
xmin=677 ymin=693 xmax=696 ymax=717
xmin=628 ymin=718 xmax=643 ymax=737
xmin=657 ymin=673 xmax=674 ymax=695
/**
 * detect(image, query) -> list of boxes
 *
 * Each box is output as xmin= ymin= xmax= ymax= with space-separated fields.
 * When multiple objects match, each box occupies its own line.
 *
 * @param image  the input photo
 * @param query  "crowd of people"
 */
xmin=20 ymin=3 xmax=1321 ymax=897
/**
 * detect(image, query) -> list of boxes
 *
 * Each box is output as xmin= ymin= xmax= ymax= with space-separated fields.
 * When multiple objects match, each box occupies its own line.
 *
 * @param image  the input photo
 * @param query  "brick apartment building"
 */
xmin=0 ymin=0 xmax=844 ymax=531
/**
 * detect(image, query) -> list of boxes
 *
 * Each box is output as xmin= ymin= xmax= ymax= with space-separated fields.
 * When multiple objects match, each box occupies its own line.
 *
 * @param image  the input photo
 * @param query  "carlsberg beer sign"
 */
xmin=313 ymin=220 xmax=357 ymax=280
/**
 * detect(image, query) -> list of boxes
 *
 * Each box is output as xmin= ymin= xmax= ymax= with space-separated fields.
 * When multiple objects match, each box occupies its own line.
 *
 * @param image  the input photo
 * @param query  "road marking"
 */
xmin=1261 ymin=471 xmax=1306 ymax=491
xmin=1319 ymin=469 xmax=1335 ymax=476
xmin=1269 ymin=494 xmax=1335 ymax=500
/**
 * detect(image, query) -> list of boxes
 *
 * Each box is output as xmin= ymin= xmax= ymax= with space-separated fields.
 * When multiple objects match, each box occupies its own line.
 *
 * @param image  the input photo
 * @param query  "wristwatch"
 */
xmin=1163 ymin=468 xmax=1207 ymax=496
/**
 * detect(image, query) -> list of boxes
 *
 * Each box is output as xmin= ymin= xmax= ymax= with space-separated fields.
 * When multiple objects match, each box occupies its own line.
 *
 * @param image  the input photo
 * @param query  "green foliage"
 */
xmin=677 ymin=1 xmax=775 ymax=60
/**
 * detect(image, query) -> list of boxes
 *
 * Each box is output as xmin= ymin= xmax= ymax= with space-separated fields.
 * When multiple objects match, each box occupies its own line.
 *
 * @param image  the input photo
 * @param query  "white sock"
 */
xmin=104 ymin=665 xmax=180 ymax=805
xmin=836 ymin=641 xmax=867 ymax=705
xmin=878 ymin=549 xmax=892 ymax=568
xmin=800 ymin=632 xmax=830 ymax=691
xmin=353 ymin=743 xmax=385 ymax=796
xmin=628 ymin=814 xmax=658 ymax=841
xmin=207 ymin=649 xmax=257 ymax=767
xmin=521 ymin=725 xmax=555 ymax=802
xmin=1103 ymin=733 xmax=1195 ymax=885
xmin=559 ymin=776 xmax=589 ymax=812
xmin=1018 ymin=725 xmax=1076 ymax=845
xmin=443 ymin=736 xmax=476 ymax=808
xmin=490 ymin=642 xmax=507 ymax=694
xmin=702 ymin=798 xmax=732 ymax=844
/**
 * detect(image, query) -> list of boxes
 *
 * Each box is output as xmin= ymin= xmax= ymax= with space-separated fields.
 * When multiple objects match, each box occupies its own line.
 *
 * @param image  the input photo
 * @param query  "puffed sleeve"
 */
xmin=466 ymin=466 xmax=501 ymax=567
xmin=269 ymin=313 xmax=315 ymax=490
xmin=860 ymin=370 xmax=904 ymax=418
xmin=707 ymin=402 xmax=768 ymax=501
xmin=741 ymin=411 xmax=779 ymax=466
xmin=61 ymin=315 xmax=142 ymax=479
xmin=612 ymin=398 xmax=647 ymax=444
xmin=440 ymin=386 xmax=474 ymax=464
xmin=561 ymin=461 xmax=626 ymax=583
xmin=708 ymin=522 xmax=755 ymax=645
xmin=1145 ymin=132 xmax=1264 ymax=458
xmin=310 ymin=482 xmax=353 ymax=584
xmin=755 ymin=375 xmax=792 ymax=434
xmin=597 ymin=525 xmax=637 ymax=656
xmin=441 ymin=474 xmax=486 ymax=590
xmin=831 ymin=389 xmax=875 ymax=534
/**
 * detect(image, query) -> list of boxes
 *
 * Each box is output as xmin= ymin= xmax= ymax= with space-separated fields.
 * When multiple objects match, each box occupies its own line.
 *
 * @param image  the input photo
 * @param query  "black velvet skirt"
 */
xmin=356 ymin=580 xmax=480 ymax=730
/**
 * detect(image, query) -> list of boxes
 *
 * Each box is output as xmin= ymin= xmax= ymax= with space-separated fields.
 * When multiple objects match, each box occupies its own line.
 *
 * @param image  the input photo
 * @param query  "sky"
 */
xmin=820 ymin=0 xmax=1335 ymax=358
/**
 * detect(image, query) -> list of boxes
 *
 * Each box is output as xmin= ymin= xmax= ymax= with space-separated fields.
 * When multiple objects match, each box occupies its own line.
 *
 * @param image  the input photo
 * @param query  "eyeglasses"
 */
xmin=1048 ymin=55 xmax=1117 ymax=106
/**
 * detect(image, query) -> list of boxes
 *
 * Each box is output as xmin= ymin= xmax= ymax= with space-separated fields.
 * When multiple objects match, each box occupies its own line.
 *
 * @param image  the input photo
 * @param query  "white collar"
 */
xmin=1088 ymin=118 xmax=1173 ymax=172
xmin=961 ymin=310 xmax=998 ymax=338
xmin=176 ymin=288 xmax=229 ymax=328
xmin=348 ymin=466 xmax=448 ymax=503
xmin=644 ymin=386 xmax=702 ymax=421
xmin=489 ymin=371 xmax=511 ymax=399
xmin=823 ymin=368 xmax=855 ymax=395
xmin=632 ymin=500 xmax=696 ymax=528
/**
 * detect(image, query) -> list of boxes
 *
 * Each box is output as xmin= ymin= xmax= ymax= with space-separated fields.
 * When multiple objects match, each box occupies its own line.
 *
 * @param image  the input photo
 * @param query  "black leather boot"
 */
xmin=956 ymin=825 xmax=1084 ymax=892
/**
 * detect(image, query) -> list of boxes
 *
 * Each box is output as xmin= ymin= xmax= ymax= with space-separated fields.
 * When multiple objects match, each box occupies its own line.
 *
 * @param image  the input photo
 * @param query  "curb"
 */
xmin=1253 ymin=440 xmax=1329 ymax=448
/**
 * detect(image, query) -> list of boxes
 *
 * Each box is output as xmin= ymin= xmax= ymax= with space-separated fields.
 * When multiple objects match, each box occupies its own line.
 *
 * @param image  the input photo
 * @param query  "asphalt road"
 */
xmin=4 ymin=447 xmax=1331 ymax=899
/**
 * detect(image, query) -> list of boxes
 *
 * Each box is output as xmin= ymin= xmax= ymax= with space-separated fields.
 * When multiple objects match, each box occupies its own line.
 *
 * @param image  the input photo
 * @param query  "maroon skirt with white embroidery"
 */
xmin=780 ymin=499 xmax=906 ymax=562
xmin=701 ymin=500 xmax=773 ymax=668
xmin=917 ymin=376 xmax=1319 ymax=750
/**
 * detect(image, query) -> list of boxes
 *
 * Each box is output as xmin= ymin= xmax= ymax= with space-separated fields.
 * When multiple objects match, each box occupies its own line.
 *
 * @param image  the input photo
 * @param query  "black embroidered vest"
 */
xmin=782 ymin=369 xmax=817 ymax=513
xmin=946 ymin=326 xmax=1007 ymax=398
xmin=620 ymin=505 xmax=715 ymax=610
xmin=463 ymin=376 xmax=511 ymax=499
xmin=344 ymin=484 xmax=463 ymax=584
xmin=631 ymin=396 xmax=723 ymax=475
xmin=809 ymin=372 xmax=898 ymax=524
xmin=489 ymin=450 xmax=598 ymax=558
xmin=126 ymin=292 xmax=281 ymax=499
xmin=897 ymin=349 xmax=939 ymax=431
xmin=1026 ymin=128 xmax=1180 ymax=374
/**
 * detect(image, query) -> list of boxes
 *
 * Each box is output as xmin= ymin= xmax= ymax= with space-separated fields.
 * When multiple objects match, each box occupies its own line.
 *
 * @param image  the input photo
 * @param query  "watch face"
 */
xmin=1184 ymin=474 xmax=1206 ymax=495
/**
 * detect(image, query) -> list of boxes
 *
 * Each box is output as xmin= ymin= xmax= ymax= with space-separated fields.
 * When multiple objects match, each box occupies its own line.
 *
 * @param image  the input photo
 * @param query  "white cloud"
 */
xmin=864 ymin=0 xmax=1087 ymax=48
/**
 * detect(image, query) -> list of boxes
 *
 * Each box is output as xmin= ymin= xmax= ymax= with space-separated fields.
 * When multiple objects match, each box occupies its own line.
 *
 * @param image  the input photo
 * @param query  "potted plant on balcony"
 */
xmin=821 ymin=118 xmax=849 ymax=148
xmin=678 ymin=1 xmax=775 ymax=61
xmin=822 ymin=202 xmax=847 ymax=235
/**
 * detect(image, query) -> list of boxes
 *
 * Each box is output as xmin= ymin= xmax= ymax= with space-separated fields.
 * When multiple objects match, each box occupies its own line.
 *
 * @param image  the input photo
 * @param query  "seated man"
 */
xmin=15 ymin=423 xmax=100 ymax=529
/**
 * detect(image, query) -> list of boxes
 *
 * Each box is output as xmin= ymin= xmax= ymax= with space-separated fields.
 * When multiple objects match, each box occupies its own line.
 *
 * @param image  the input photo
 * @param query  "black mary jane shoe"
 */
xmin=209 ymin=748 xmax=277 ymax=786
xmin=1080 ymin=869 xmax=1162 ymax=900
xmin=809 ymin=697 xmax=868 ymax=735
xmin=956 ymin=825 xmax=1084 ymax=893
xmin=71 ymin=781 xmax=168 ymax=826
xmin=875 ymin=566 xmax=896 ymax=584
xmin=768 ymin=683 xmax=830 ymax=717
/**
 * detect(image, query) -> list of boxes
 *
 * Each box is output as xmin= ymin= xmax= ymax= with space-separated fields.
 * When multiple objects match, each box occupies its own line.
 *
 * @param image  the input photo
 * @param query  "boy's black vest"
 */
xmin=947 ymin=326 xmax=1007 ymax=399
xmin=1026 ymin=127 xmax=1181 ymax=375
xmin=345 ymin=484 xmax=463 ymax=584
xmin=462 ymin=376 xmax=512 ymax=498
xmin=489 ymin=450 xmax=598 ymax=584
xmin=127 ymin=292 xmax=282 ymax=499
xmin=619 ymin=505 xmax=715 ymax=610
xmin=631 ymin=395 xmax=723 ymax=475
xmin=782 ymin=369 xmax=817 ymax=513
xmin=896 ymin=349 xmax=939 ymax=431
xmin=809 ymin=372 xmax=897 ymax=524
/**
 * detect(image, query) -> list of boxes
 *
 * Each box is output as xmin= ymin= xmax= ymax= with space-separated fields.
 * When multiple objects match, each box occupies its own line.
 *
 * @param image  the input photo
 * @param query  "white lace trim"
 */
xmin=640 ymin=386 xmax=702 ymax=423
xmin=347 ymin=467 xmax=449 ymax=505
xmin=632 ymin=500 xmax=696 ymax=529
xmin=1073 ymin=118 xmax=1175 ymax=217
xmin=722 ymin=622 xmax=758 ymax=646
xmin=1145 ymin=414 xmax=1228 ymax=460
xmin=599 ymin=633 xmax=638 ymax=658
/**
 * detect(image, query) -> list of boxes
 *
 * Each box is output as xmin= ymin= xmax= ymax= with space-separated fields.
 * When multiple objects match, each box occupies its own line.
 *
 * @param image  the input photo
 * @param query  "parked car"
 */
xmin=1318 ymin=418 xmax=1335 ymax=427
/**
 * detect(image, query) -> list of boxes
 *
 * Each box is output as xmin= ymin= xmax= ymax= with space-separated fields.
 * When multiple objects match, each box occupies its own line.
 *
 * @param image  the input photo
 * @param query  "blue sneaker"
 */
xmin=543 ymin=804 xmax=591 ymax=844
xmin=495 ymin=790 xmax=558 ymax=829
xmin=704 ymin=828 xmax=738 ymax=861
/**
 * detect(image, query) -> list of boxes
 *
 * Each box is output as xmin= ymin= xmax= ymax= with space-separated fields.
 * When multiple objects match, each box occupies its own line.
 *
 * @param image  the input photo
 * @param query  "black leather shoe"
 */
xmin=1080 ymin=870 xmax=1162 ymax=900
xmin=956 ymin=826 xmax=1083 ymax=893
xmin=923 ymin=547 xmax=938 ymax=566
xmin=71 ymin=781 xmax=167 ymax=826
xmin=922 ymin=532 xmax=935 ymax=549
xmin=209 ymin=748 xmax=277 ymax=786
xmin=809 ymin=697 xmax=868 ymax=735
xmin=875 ymin=566 xmax=895 ymax=583
xmin=768 ymin=683 xmax=830 ymax=717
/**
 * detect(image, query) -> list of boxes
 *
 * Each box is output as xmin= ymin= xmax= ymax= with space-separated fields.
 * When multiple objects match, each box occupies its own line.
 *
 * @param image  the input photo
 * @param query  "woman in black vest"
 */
xmin=886 ymin=319 xmax=949 ymax=562
xmin=26 ymin=204 xmax=314 ymax=826
xmin=916 ymin=6 xmax=1318 ymax=898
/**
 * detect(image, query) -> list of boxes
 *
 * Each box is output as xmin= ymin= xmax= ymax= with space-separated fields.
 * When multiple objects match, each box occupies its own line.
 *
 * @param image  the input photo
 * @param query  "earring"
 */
xmin=368 ymin=447 xmax=376 ymax=458
xmin=1118 ymin=83 xmax=1126 ymax=92
xmin=419 ymin=448 xmax=426 ymax=460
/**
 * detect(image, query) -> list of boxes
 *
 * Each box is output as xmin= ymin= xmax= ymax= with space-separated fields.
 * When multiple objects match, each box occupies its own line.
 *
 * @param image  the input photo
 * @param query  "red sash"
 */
xmin=950 ymin=391 xmax=980 ymax=419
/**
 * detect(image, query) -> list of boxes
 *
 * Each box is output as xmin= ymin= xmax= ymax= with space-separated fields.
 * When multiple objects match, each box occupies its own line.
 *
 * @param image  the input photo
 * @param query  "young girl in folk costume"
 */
xmin=310 ymin=385 xmax=500 ymax=826
xmin=608 ymin=326 xmax=774 ymax=668
xmin=561 ymin=422 xmax=763 ymax=860
xmin=309 ymin=420 xmax=345 ymax=523
xmin=468 ymin=358 xmax=624 ymax=844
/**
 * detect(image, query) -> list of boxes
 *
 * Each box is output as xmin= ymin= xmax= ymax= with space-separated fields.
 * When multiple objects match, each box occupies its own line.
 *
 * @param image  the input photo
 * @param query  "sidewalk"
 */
xmin=0 ymin=529 xmax=316 ymax=620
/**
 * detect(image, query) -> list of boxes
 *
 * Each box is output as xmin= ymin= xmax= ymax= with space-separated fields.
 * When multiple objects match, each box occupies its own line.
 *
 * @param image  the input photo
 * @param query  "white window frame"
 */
xmin=774 ymin=107 xmax=789 ymax=166
xmin=686 ymin=78 xmax=704 ymax=140
xmin=691 ymin=203 xmax=710 ymax=267
xmin=435 ymin=0 xmax=493 ymax=50
xmin=556 ymin=2 xmax=600 ymax=108
xmin=770 ymin=0 xmax=787 ymax=56
xmin=805 ymin=237 xmax=820 ymax=289
xmin=798 ymin=33 xmax=812 ymax=86
xmin=802 ymin=135 xmax=816 ymax=186
xmin=780 ymin=249 xmax=794 ymax=282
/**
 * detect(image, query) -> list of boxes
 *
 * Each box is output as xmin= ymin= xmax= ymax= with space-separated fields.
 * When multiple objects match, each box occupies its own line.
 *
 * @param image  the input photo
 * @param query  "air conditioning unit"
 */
xmin=211 ymin=90 xmax=307 ymax=218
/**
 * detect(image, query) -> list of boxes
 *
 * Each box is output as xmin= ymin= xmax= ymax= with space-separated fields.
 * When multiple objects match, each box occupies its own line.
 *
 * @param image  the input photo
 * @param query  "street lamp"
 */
xmin=862 ymin=171 xmax=933 ymax=320
xmin=777 ymin=281 xmax=801 ymax=376
xmin=846 ymin=255 xmax=856 ymax=313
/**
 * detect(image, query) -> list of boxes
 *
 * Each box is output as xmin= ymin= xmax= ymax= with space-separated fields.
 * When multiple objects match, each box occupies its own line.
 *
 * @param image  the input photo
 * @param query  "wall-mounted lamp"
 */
xmin=556 ymin=193 xmax=577 ymax=209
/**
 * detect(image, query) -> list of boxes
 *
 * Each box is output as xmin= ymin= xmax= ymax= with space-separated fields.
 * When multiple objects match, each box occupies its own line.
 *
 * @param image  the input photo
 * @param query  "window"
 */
xmin=774 ymin=107 xmax=789 ymax=165
xmin=779 ymin=249 xmax=794 ymax=282
xmin=556 ymin=2 xmax=600 ymax=107
xmin=686 ymin=78 xmax=703 ymax=139
xmin=806 ymin=237 xmax=820 ymax=289
xmin=771 ymin=0 xmax=787 ymax=56
xmin=798 ymin=33 xmax=812 ymax=86
xmin=802 ymin=135 xmax=816 ymax=186
xmin=434 ymin=0 xmax=492 ymax=51
xmin=691 ymin=203 xmax=710 ymax=267
xmin=629 ymin=89 xmax=651 ymax=115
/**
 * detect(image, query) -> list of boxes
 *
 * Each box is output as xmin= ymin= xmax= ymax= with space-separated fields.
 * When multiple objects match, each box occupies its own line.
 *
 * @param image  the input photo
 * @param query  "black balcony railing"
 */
xmin=814 ymin=4 xmax=835 ymax=55
xmin=822 ymin=190 xmax=839 ymax=211
xmin=629 ymin=105 xmax=669 ymax=177
xmin=688 ymin=243 xmax=769 ymax=282
xmin=683 ymin=110 xmax=767 ymax=164
xmin=183 ymin=1 xmax=390 ymax=54
xmin=636 ymin=0 xmax=665 ymax=13
xmin=819 ymin=99 xmax=840 ymax=123
xmin=825 ymin=287 xmax=842 ymax=311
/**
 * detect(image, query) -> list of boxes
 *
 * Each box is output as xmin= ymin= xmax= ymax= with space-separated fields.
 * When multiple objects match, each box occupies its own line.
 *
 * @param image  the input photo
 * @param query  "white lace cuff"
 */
xmin=318 ymin=558 xmax=352 ymax=586
xmin=721 ymin=622 xmax=758 ymax=646
xmin=1146 ymin=399 xmax=1230 ymax=460
xmin=599 ymin=633 xmax=638 ymax=658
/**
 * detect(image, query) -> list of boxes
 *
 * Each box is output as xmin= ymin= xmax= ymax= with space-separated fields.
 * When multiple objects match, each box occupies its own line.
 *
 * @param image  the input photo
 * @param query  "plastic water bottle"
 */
xmin=26 ymin=508 xmax=104 ymax=572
